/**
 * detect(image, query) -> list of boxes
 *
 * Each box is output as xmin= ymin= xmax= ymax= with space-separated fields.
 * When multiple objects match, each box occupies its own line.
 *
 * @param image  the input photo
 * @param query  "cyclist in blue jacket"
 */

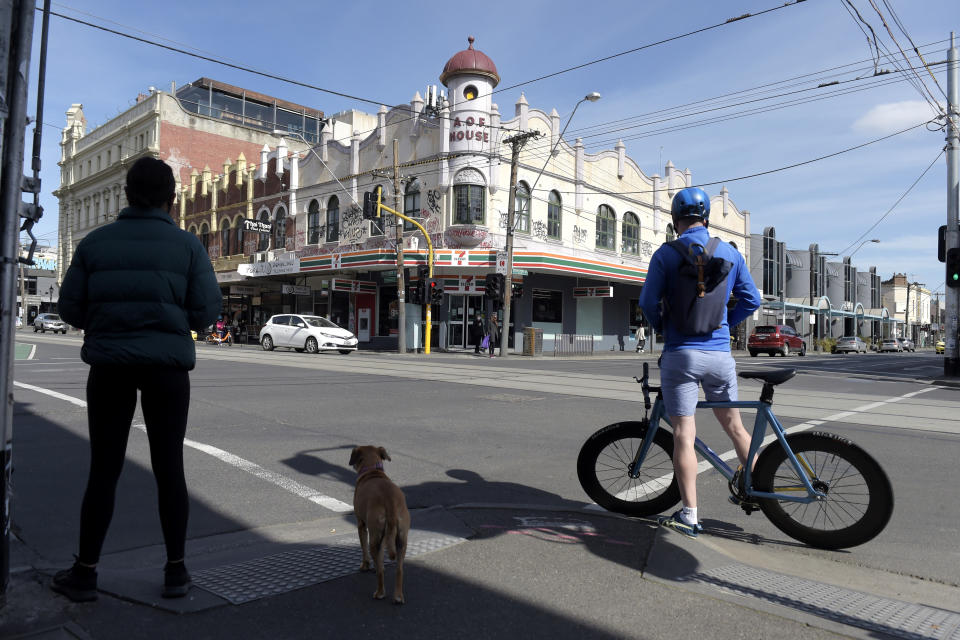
xmin=638 ymin=187 xmax=762 ymax=538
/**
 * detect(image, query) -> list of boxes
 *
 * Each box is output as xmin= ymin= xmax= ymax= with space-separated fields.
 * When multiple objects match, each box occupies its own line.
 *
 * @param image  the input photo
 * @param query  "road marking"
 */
xmin=593 ymin=386 xmax=940 ymax=506
xmin=13 ymin=381 xmax=353 ymax=513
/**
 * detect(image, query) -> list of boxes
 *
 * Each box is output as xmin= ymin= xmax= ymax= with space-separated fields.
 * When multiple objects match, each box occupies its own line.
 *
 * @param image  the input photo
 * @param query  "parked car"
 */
xmin=259 ymin=314 xmax=358 ymax=354
xmin=748 ymin=324 xmax=806 ymax=357
xmin=833 ymin=336 xmax=867 ymax=354
xmin=33 ymin=313 xmax=68 ymax=334
xmin=896 ymin=337 xmax=915 ymax=352
xmin=936 ymin=339 xmax=945 ymax=354
xmin=878 ymin=338 xmax=902 ymax=353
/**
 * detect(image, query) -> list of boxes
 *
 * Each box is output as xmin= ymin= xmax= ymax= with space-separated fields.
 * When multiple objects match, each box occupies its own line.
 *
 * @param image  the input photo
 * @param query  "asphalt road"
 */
xmin=7 ymin=333 xmax=960 ymax=638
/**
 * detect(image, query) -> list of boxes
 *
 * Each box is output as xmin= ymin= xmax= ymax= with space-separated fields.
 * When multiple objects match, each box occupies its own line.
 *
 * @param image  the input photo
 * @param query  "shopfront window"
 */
xmin=532 ymin=288 xmax=563 ymax=323
xmin=622 ymin=212 xmax=639 ymax=255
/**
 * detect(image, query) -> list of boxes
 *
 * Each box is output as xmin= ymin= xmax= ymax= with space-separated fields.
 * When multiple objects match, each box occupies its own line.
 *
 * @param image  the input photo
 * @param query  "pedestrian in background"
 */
xmin=487 ymin=312 xmax=500 ymax=358
xmin=472 ymin=314 xmax=484 ymax=354
xmin=53 ymin=157 xmax=221 ymax=602
xmin=635 ymin=324 xmax=647 ymax=353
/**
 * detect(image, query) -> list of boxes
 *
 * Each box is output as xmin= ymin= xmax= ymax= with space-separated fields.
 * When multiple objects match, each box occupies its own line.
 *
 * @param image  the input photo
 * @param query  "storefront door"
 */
xmin=447 ymin=295 xmax=485 ymax=349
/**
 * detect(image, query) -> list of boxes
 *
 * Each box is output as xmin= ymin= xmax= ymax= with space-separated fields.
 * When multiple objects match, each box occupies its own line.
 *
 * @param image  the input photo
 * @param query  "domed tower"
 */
xmin=440 ymin=36 xmax=499 ymax=155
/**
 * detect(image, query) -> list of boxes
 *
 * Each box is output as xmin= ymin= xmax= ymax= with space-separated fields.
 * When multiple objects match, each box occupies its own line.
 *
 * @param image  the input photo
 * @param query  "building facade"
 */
xmin=748 ymin=227 xmax=894 ymax=351
xmin=176 ymin=38 xmax=756 ymax=352
xmin=54 ymin=78 xmax=320 ymax=283
xmin=882 ymin=273 xmax=931 ymax=346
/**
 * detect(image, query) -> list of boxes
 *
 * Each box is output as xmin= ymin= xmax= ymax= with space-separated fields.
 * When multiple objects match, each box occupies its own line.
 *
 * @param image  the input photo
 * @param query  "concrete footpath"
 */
xmin=3 ymin=503 xmax=959 ymax=640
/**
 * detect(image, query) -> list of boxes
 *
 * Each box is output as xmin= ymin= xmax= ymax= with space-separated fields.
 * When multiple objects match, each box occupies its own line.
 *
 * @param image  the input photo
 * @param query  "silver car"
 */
xmin=896 ymin=337 xmax=915 ymax=352
xmin=878 ymin=338 xmax=902 ymax=353
xmin=833 ymin=336 xmax=866 ymax=354
xmin=33 ymin=313 xmax=68 ymax=334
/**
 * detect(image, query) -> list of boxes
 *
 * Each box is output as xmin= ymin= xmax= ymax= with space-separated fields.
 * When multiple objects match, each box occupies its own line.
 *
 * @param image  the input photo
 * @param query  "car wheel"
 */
xmin=749 ymin=350 xmax=758 ymax=357
xmin=306 ymin=337 xmax=319 ymax=354
xmin=338 ymin=349 xmax=353 ymax=355
xmin=781 ymin=344 xmax=790 ymax=357
xmin=799 ymin=343 xmax=806 ymax=356
xmin=33 ymin=326 xmax=37 ymax=332
xmin=261 ymin=334 xmax=274 ymax=351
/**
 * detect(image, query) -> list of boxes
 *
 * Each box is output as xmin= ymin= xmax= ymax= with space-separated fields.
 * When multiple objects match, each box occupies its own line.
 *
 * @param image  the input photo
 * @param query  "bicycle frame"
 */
xmin=631 ymin=365 xmax=826 ymax=505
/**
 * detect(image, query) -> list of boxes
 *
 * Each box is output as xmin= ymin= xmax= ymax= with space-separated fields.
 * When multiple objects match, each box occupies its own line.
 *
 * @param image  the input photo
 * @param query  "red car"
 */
xmin=748 ymin=324 xmax=806 ymax=357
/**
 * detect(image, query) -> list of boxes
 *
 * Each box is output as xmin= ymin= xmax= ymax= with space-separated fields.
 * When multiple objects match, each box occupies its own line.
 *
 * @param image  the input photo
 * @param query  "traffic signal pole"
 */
xmin=372 ymin=191 xmax=435 ymax=353
xmin=392 ymin=140 xmax=406 ymax=355
xmin=945 ymin=33 xmax=959 ymax=377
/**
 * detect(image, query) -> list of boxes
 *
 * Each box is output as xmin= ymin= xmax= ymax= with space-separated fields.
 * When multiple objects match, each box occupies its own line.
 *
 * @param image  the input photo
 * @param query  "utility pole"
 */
xmin=905 ymin=279 xmax=910 ymax=340
xmin=1 ymin=0 xmax=42 ymax=605
xmin=945 ymin=32 xmax=959 ymax=376
xmin=392 ymin=140 xmax=406 ymax=354
xmin=500 ymin=130 xmax=540 ymax=357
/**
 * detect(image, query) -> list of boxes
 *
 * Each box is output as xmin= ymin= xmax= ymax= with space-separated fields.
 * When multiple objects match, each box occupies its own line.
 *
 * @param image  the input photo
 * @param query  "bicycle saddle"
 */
xmin=738 ymin=369 xmax=796 ymax=385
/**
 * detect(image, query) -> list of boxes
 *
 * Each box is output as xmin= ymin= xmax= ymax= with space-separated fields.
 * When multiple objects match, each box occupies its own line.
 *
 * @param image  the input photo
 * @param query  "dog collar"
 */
xmin=357 ymin=462 xmax=383 ymax=475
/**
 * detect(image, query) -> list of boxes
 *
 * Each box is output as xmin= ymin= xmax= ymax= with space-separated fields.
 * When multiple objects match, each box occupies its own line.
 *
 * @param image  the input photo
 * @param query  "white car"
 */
xmin=259 ymin=314 xmax=358 ymax=354
xmin=34 ymin=313 xmax=68 ymax=334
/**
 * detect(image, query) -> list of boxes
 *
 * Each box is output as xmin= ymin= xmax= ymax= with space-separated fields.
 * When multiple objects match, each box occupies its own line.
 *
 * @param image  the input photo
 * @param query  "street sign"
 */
xmin=512 ymin=268 xmax=528 ymax=276
xmin=496 ymin=250 xmax=508 ymax=275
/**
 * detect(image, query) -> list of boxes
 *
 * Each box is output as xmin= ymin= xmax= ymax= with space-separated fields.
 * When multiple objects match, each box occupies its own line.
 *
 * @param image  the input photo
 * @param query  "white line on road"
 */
xmin=14 ymin=381 xmax=353 ymax=513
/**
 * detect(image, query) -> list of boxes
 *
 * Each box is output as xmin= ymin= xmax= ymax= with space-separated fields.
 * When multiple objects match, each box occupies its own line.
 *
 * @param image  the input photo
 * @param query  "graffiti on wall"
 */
xmin=572 ymin=225 xmax=588 ymax=245
xmin=339 ymin=204 xmax=369 ymax=246
xmin=532 ymin=220 xmax=548 ymax=241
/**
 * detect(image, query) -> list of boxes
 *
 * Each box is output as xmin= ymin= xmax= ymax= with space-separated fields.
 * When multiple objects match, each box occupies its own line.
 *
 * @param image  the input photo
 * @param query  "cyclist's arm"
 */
xmin=728 ymin=257 xmax=762 ymax=328
xmin=638 ymin=250 xmax=667 ymax=333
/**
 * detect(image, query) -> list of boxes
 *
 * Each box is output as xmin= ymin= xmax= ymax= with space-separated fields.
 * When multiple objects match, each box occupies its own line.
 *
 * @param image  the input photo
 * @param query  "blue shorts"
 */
xmin=659 ymin=349 xmax=738 ymax=417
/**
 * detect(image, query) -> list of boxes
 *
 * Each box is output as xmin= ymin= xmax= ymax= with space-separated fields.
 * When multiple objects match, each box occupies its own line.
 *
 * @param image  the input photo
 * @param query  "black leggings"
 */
xmin=78 ymin=365 xmax=191 ymax=565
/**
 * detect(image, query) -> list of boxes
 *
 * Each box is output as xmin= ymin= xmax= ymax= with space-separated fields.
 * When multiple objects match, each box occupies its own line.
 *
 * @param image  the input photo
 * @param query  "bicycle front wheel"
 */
xmin=753 ymin=432 xmax=893 ymax=550
xmin=576 ymin=421 xmax=680 ymax=517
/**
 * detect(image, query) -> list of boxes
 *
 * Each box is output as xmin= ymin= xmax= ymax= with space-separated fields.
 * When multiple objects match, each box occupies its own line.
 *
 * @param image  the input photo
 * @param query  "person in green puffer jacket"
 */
xmin=52 ymin=157 xmax=221 ymax=603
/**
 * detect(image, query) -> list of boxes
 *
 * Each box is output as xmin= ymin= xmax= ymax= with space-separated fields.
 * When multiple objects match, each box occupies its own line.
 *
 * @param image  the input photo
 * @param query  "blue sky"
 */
xmin=25 ymin=0 xmax=957 ymax=295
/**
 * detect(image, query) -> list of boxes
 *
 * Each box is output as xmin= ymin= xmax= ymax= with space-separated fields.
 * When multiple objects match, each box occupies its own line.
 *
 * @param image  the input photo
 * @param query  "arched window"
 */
xmin=547 ymin=190 xmax=562 ymax=239
xmin=403 ymin=179 xmax=421 ymax=232
xmin=596 ymin=205 xmax=615 ymax=251
xmin=274 ymin=206 xmax=287 ymax=250
xmin=622 ymin=212 xmax=640 ymax=255
xmin=307 ymin=199 xmax=321 ymax=245
xmin=515 ymin=181 xmax=530 ymax=233
xmin=199 ymin=223 xmax=210 ymax=253
xmin=326 ymin=196 xmax=339 ymax=243
xmin=257 ymin=209 xmax=270 ymax=251
xmin=665 ymin=223 xmax=676 ymax=243
xmin=220 ymin=219 xmax=232 ymax=256
xmin=234 ymin=216 xmax=244 ymax=255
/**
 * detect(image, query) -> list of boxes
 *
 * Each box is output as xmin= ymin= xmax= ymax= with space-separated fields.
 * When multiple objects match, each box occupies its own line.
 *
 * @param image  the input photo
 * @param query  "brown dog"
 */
xmin=349 ymin=445 xmax=410 ymax=604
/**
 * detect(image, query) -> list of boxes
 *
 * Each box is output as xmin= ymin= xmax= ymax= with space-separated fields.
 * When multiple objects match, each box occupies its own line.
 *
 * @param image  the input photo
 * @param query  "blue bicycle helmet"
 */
xmin=670 ymin=187 xmax=710 ymax=228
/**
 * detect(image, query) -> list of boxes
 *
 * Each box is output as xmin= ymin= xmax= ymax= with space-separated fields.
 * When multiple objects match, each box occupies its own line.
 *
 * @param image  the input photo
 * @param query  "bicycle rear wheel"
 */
xmin=576 ymin=421 xmax=680 ymax=517
xmin=753 ymin=432 xmax=893 ymax=549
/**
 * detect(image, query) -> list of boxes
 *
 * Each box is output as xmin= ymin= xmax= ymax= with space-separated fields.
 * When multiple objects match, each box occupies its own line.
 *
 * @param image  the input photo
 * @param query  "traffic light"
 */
xmin=408 ymin=284 xmax=422 ymax=305
xmin=947 ymin=247 xmax=960 ymax=288
xmin=428 ymin=278 xmax=445 ymax=304
xmin=939 ymin=225 xmax=947 ymax=263
xmin=362 ymin=186 xmax=383 ymax=220
xmin=511 ymin=282 xmax=524 ymax=299
xmin=417 ymin=265 xmax=429 ymax=303
xmin=484 ymin=273 xmax=504 ymax=301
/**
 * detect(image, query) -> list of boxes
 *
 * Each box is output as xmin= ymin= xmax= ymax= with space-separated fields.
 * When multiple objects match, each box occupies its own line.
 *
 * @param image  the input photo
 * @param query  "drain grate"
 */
xmin=193 ymin=534 xmax=465 ymax=604
xmin=689 ymin=565 xmax=960 ymax=640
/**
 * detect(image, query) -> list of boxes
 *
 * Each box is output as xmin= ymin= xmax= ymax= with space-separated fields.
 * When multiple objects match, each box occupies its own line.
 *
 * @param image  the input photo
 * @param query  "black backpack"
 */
xmin=662 ymin=237 xmax=733 ymax=336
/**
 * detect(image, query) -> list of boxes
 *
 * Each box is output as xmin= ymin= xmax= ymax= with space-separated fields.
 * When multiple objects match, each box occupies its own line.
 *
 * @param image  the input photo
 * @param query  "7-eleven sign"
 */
xmin=452 ymin=250 xmax=469 ymax=267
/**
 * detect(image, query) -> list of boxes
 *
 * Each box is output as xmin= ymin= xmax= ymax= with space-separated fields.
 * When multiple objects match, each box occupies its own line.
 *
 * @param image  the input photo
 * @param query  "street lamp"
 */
xmin=500 ymin=92 xmax=600 ymax=356
xmin=47 ymin=285 xmax=54 ymax=313
xmin=847 ymin=238 xmax=880 ymax=259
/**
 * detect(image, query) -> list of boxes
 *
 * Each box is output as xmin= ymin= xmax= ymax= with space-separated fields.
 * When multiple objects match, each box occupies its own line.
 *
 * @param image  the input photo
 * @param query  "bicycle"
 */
xmin=577 ymin=363 xmax=893 ymax=549
xmin=205 ymin=328 xmax=234 ymax=346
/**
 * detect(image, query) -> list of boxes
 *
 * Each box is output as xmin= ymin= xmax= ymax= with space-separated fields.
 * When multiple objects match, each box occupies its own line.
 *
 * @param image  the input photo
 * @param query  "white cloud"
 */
xmin=852 ymin=100 xmax=938 ymax=134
